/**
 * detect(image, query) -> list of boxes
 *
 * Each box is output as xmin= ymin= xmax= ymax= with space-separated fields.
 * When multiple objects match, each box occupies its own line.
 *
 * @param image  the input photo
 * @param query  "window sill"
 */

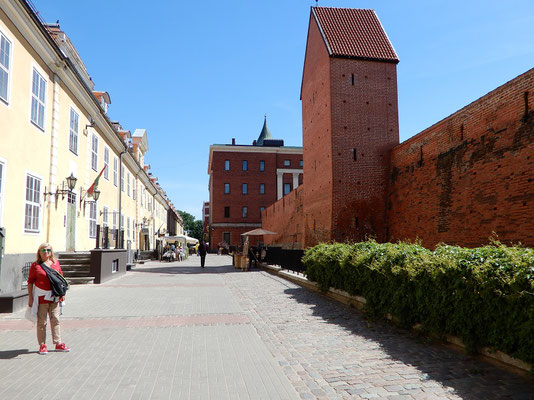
xmin=30 ymin=120 xmax=45 ymax=132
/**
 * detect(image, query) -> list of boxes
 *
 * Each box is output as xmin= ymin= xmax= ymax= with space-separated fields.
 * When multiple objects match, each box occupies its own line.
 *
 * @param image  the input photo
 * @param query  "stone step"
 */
xmin=58 ymin=259 xmax=90 ymax=264
xmin=59 ymin=262 xmax=91 ymax=268
xmin=60 ymin=264 xmax=91 ymax=270
xmin=66 ymin=277 xmax=94 ymax=285
xmin=63 ymin=271 xmax=91 ymax=277
xmin=58 ymin=252 xmax=91 ymax=258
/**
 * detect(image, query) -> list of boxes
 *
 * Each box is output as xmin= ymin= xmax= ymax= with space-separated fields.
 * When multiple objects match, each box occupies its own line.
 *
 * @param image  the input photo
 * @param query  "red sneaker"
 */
xmin=38 ymin=344 xmax=48 ymax=355
xmin=55 ymin=343 xmax=70 ymax=352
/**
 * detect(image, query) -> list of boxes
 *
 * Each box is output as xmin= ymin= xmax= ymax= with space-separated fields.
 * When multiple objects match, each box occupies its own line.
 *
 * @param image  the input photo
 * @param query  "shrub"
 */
xmin=302 ymin=240 xmax=534 ymax=365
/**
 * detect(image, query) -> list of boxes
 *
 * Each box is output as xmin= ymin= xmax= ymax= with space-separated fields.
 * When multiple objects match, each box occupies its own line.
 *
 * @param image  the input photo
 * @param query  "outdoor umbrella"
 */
xmin=241 ymin=228 xmax=277 ymax=236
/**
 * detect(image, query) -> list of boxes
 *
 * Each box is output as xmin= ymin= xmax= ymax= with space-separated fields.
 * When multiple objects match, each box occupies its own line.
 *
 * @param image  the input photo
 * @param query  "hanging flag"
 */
xmin=87 ymin=165 xmax=106 ymax=196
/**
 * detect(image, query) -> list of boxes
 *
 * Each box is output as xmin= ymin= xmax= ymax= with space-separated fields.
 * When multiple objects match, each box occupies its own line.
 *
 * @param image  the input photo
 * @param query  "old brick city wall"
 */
xmin=388 ymin=68 xmax=534 ymax=248
xmin=263 ymin=68 xmax=534 ymax=249
xmin=262 ymin=186 xmax=305 ymax=248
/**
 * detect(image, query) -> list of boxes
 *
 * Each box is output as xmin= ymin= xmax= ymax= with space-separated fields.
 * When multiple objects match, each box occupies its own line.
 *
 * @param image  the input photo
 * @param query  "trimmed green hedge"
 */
xmin=302 ymin=240 xmax=534 ymax=365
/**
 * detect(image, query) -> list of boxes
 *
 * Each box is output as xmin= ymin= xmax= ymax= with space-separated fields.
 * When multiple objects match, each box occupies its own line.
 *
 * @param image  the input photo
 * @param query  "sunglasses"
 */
xmin=40 ymin=249 xmax=52 ymax=253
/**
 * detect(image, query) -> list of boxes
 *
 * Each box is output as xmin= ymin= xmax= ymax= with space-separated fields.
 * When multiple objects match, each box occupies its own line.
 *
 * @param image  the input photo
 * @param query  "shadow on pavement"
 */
xmin=0 ymin=349 xmax=33 ymax=359
xmin=284 ymin=286 xmax=534 ymax=400
xmin=131 ymin=263 xmax=263 ymax=276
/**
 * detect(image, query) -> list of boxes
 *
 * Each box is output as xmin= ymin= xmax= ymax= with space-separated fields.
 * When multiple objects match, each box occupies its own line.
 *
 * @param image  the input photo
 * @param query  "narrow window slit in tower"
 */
xmin=351 ymin=74 xmax=355 ymax=85
xmin=525 ymin=91 xmax=530 ymax=117
xmin=354 ymin=217 xmax=359 ymax=229
xmin=418 ymin=146 xmax=423 ymax=167
xmin=352 ymin=148 xmax=357 ymax=161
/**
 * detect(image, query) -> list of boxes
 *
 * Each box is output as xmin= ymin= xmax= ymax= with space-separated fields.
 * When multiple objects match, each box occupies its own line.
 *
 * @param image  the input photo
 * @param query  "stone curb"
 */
xmin=261 ymin=264 xmax=533 ymax=375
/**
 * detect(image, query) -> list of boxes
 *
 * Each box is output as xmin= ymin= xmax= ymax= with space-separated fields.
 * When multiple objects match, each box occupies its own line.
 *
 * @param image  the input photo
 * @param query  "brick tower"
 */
xmin=301 ymin=7 xmax=399 ymax=244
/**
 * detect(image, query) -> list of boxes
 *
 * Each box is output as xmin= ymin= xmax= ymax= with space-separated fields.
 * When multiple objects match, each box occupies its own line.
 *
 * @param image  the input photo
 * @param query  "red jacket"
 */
xmin=27 ymin=261 xmax=63 ymax=304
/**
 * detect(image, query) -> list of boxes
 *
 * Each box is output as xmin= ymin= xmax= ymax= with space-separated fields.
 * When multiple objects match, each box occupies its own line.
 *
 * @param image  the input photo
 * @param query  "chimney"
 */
xmin=252 ymin=140 xmax=257 ymax=146
xmin=231 ymin=138 xmax=236 ymax=145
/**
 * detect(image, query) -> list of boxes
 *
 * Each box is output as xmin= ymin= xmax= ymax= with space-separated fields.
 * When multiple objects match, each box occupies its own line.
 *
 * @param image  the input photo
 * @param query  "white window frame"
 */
xmin=91 ymin=134 xmax=98 ymax=171
xmin=120 ymin=163 xmax=124 ymax=192
xmin=102 ymin=206 xmax=109 ymax=227
xmin=113 ymin=156 xmax=118 ymax=186
xmin=0 ymin=31 xmax=12 ymax=105
xmin=89 ymin=202 xmax=97 ymax=238
xmin=24 ymin=172 xmax=42 ymax=233
xmin=104 ymin=147 xmax=109 ymax=180
xmin=127 ymin=172 xmax=131 ymax=197
xmin=259 ymin=160 xmax=265 ymax=172
xmin=133 ymin=179 xmax=136 ymax=200
xmin=284 ymin=159 xmax=290 ymax=167
xmin=242 ymin=160 xmax=248 ymax=171
xmin=112 ymin=210 xmax=117 ymax=240
xmin=69 ymin=108 xmax=79 ymax=155
xmin=127 ymin=216 xmax=131 ymax=239
xmin=30 ymin=68 xmax=46 ymax=130
xmin=132 ymin=219 xmax=136 ymax=242
xmin=140 ymin=186 xmax=144 ymax=206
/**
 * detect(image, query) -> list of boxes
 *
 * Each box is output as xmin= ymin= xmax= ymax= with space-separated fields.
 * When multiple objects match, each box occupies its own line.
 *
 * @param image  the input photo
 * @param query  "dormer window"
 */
xmin=92 ymin=91 xmax=111 ymax=114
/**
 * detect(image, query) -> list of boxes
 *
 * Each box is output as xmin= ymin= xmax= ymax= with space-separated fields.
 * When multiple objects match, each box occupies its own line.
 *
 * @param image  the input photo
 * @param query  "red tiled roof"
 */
xmin=313 ymin=7 xmax=398 ymax=63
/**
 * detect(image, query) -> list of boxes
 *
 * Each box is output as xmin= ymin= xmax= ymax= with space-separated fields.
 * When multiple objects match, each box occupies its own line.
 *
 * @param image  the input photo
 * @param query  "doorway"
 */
xmin=66 ymin=191 xmax=76 ymax=251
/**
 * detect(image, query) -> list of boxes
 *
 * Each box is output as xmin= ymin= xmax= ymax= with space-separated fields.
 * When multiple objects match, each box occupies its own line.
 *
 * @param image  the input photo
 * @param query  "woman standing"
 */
xmin=27 ymin=243 xmax=70 ymax=355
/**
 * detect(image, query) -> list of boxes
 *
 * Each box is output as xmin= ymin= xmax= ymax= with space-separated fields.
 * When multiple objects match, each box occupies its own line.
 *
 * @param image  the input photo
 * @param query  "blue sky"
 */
xmin=32 ymin=0 xmax=534 ymax=219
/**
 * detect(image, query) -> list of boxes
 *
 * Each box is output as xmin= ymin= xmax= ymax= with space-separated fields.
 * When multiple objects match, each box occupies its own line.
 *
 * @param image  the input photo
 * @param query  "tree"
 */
xmin=178 ymin=210 xmax=203 ymax=240
xmin=191 ymin=220 xmax=204 ymax=241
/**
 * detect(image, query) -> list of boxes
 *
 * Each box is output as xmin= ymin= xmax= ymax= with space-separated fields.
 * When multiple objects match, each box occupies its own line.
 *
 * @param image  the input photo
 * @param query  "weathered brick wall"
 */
xmin=262 ymin=186 xmax=305 ymax=248
xmin=301 ymin=13 xmax=334 ymax=247
xmin=330 ymin=58 xmax=399 ymax=243
xmin=388 ymin=68 xmax=534 ymax=248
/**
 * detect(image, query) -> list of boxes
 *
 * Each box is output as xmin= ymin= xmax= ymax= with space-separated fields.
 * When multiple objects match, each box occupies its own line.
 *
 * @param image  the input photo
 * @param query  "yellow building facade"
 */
xmin=0 ymin=0 xmax=182 ymax=293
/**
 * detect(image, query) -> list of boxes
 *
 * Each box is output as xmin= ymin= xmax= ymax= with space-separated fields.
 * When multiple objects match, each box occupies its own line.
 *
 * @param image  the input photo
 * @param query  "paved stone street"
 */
xmin=0 ymin=255 xmax=533 ymax=399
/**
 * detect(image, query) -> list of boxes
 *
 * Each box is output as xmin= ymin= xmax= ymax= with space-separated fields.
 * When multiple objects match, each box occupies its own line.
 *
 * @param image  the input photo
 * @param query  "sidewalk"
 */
xmin=0 ymin=255 xmax=533 ymax=399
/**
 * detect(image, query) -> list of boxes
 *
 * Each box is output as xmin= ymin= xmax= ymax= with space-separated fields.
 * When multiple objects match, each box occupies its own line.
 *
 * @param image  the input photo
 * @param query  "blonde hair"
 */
xmin=35 ymin=243 xmax=56 ymax=264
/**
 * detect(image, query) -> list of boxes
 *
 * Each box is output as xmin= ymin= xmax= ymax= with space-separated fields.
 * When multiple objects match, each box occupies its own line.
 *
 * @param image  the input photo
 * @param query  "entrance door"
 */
xmin=66 ymin=191 xmax=76 ymax=251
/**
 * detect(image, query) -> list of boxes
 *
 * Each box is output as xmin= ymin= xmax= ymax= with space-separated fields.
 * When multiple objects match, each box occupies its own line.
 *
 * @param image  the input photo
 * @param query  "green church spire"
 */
xmin=257 ymin=114 xmax=272 ymax=146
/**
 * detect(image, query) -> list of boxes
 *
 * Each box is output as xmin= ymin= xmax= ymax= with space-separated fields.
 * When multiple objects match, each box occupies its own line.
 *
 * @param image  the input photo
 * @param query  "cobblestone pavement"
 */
xmin=222 ymin=267 xmax=534 ymax=400
xmin=0 ymin=255 xmax=533 ymax=399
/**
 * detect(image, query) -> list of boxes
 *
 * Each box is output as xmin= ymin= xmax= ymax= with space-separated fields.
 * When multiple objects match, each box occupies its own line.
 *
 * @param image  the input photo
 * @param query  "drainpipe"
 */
xmin=46 ymin=73 xmax=61 ymax=243
xmin=118 ymin=149 xmax=127 ymax=248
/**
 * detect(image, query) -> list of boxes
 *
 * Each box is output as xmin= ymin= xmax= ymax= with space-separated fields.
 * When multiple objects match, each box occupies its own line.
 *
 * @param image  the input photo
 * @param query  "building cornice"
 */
xmin=208 ymin=144 xmax=303 ymax=174
xmin=211 ymin=223 xmax=262 ymax=228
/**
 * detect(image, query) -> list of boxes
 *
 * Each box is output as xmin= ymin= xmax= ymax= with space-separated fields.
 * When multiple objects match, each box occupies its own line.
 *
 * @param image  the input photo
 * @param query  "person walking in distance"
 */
xmin=27 ymin=243 xmax=70 ymax=355
xmin=198 ymin=240 xmax=208 ymax=268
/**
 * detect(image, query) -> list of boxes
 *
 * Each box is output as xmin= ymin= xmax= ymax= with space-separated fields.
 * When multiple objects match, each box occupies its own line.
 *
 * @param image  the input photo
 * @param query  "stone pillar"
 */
xmin=277 ymin=171 xmax=283 ymax=200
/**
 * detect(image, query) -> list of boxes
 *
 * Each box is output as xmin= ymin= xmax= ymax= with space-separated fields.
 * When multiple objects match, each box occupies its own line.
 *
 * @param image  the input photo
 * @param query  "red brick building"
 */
xmin=207 ymin=118 xmax=303 ymax=250
xmin=262 ymin=6 xmax=534 ymax=249
xmin=301 ymin=7 xmax=399 ymax=244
